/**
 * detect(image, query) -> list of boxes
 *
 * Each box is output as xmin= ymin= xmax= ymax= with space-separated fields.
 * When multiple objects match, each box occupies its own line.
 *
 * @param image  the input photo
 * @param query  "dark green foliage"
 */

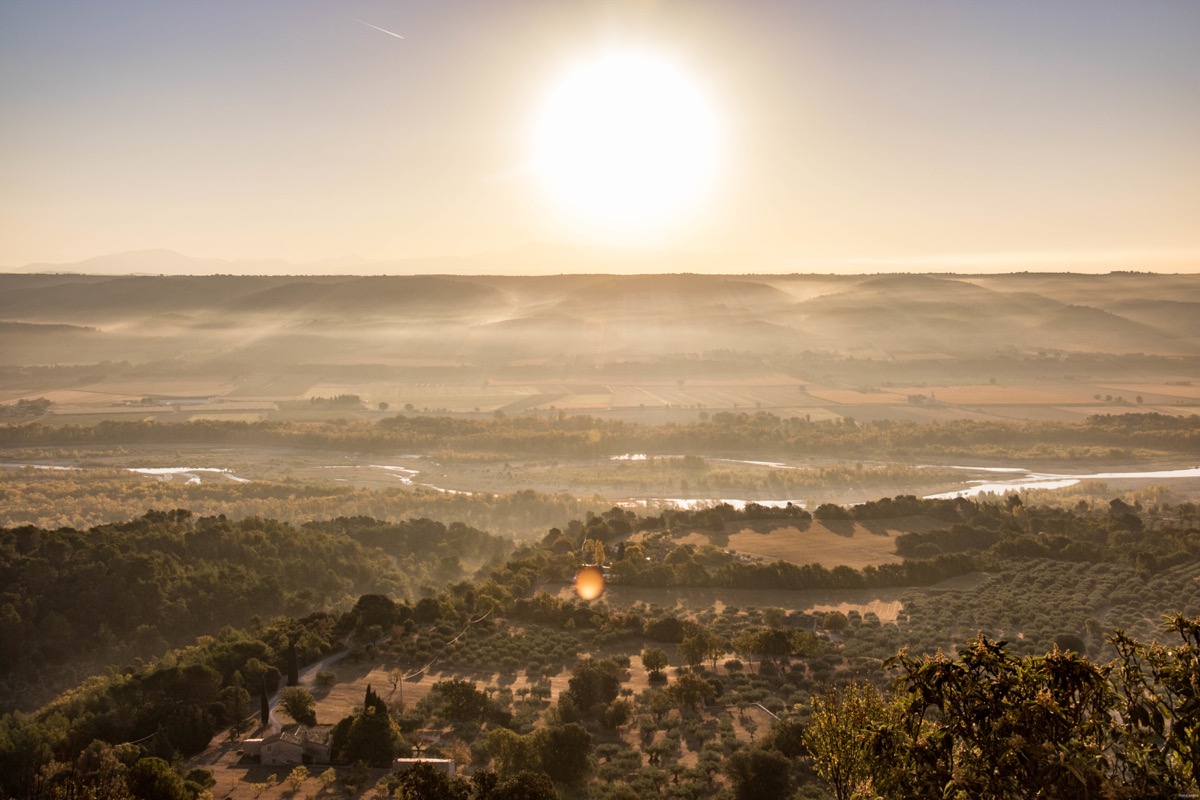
xmin=89 ymin=663 xmax=225 ymax=757
xmin=488 ymin=770 xmax=560 ymax=800
xmin=471 ymin=770 xmax=500 ymax=798
xmin=346 ymin=593 xmax=402 ymax=632
xmin=309 ymin=393 xmax=365 ymax=408
xmin=0 ymin=614 xmax=334 ymax=798
xmin=389 ymin=760 xmax=472 ymax=800
xmin=278 ymin=686 xmax=317 ymax=726
xmin=306 ymin=516 xmax=509 ymax=580
xmin=184 ymin=767 xmax=215 ymax=789
xmin=856 ymin=623 xmax=1200 ymax=798
xmin=415 ymin=597 xmax=443 ymax=624
xmin=616 ymin=517 xmax=980 ymax=588
xmin=127 ymin=756 xmax=190 ymax=800
xmin=0 ymin=513 xmax=400 ymax=711
xmin=640 ymin=647 xmax=668 ymax=677
xmin=1111 ymin=615 xmax=1200 ymax=790
xmin=259 ymin=676 xmax=270 ymax=726
xmin=895 ymin=523 xmax=999 ymax=557
xmin=714 ymin=552 xmax=976 ymax=591
xmin=531 ymin=723 xmax=592 ymax=785
xmin=893 ymin=555 xmax=1200 ymax=659
xmin=812 ymin=503 xmax=851 ymax=521
xmin=423 ymin=679 xmax=491 ymax=726
xmin=561 ymin=658 xmax=622 ymax=714
xmin=0 ymin=512 xmax=513 ymax=712
xmin=602 ymin=699 xmax=633 ymax=729
xmin=333 ymin=685 xmax=406 ymax=767
xmin=0 ymin=397 xmax=52 ymax=419
xmin=765 ymin=717 xmax=806 ymax=758
xmin=723 ymin=747 xmax=791 ymax=800
xmin=286 ymin=639 xmax=299 ymax=686
xmin=0 ymin=711 xmax=55 ymax=796
xmin=643 ymin=616 xmax=686 ymax=642
xmin=8 ymin=411 xmax=1199 ymax=460
xmin=665 ymin=673 xmax=716 ymax=710
xmin=1 ymin=496 xmax=1198 ymax=800
xmin=484 ymin=724 xmax=590 ymax=788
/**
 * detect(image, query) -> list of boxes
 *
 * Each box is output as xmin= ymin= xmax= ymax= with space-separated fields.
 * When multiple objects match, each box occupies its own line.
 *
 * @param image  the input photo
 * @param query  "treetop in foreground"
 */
xmin=805 ymin=615 xmax=1200 ymax=799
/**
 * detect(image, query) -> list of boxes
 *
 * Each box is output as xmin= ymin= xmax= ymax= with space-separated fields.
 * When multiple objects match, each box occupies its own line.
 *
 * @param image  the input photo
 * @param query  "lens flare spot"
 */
xmin=574 ymin=565 xmax=606 ymax=601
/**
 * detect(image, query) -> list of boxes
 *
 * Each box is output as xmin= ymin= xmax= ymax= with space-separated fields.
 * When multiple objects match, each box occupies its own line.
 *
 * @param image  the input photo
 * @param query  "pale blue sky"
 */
xmin=1 ymin=0 xmax=1197 ymax=271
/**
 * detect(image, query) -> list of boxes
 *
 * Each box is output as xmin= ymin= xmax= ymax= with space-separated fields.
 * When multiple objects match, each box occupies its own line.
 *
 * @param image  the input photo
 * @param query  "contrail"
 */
xmin=354 ymin=18 xmax=404 ymax=39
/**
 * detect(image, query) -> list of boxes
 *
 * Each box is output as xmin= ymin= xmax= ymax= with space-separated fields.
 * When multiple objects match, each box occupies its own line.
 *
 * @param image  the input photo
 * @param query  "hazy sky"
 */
xmin=2 ymin=0 xmax=1198 ymax=272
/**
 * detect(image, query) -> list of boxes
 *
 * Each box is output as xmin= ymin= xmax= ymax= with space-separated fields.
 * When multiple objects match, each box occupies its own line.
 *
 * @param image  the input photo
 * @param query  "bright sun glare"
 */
xmin=534 ymin=51 xmax=718 ymax=231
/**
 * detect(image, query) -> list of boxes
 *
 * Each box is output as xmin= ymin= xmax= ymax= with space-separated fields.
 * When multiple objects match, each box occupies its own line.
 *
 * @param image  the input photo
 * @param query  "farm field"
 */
xmin=7 ymin=371 xmax=1198 ymax=424
xmin=4 ymin=271 xmax=1200 ymax=427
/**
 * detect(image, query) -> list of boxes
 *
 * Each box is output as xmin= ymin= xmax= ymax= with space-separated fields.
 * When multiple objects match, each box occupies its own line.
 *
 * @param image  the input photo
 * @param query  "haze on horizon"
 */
xmin=1 ymin=0 xmax=1198 ymax=274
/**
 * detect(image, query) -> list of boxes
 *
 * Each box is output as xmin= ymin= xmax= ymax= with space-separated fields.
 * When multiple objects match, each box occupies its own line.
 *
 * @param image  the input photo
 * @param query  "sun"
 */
xmin=533 ymin=51 xmax=719 ymax=231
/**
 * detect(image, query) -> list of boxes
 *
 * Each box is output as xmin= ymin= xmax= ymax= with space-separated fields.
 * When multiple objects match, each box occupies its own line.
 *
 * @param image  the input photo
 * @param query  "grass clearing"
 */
xmin=722 ymin=522 xmax=902 ymax=568
xmin=668 ymin=516 xmax=948 ymax=569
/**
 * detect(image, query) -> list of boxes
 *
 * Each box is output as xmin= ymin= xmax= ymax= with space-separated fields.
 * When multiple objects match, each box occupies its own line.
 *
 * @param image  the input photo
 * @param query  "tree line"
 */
xmin=0 ymin=512 xmax=511 ymax=712
xmin=0 ymin=468 xmax=605 ymax=536
xmin=3 ymin=411 xmax=1199 ymax=458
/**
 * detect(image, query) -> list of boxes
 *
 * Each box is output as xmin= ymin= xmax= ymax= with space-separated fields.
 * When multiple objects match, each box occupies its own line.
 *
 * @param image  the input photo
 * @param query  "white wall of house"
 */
xmin=262 ymin=741 xmax=303 ymax=766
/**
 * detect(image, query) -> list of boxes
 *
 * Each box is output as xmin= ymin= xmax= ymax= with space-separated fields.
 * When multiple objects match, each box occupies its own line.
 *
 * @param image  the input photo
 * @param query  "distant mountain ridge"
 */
xmin=4 ymin=244 xmax=765 ymax=277
xmin=1 ymin=271 xmax=1197 ymax=365
xmin=6 ymin=249 xmax=366 ymax=276
xmin=12 ymin=245 xmax=1200 ymax=278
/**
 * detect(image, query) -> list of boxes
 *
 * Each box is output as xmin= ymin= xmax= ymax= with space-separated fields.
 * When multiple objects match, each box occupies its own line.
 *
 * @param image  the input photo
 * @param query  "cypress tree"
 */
xmin=260 ymin=675 xmax=270 ymax=726
xmin=287 ymin=639 xmax=299 ymax=686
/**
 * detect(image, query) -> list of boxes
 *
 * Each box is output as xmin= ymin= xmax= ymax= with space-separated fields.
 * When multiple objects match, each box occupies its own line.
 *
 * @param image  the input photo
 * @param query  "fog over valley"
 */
xmin=3 ymin=0 xmax=1199 ymax=797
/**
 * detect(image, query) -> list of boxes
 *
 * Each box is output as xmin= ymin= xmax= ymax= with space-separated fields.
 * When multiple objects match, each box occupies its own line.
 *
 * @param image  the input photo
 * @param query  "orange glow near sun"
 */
xmin=574 ymin=565 xmax=606 ymax=601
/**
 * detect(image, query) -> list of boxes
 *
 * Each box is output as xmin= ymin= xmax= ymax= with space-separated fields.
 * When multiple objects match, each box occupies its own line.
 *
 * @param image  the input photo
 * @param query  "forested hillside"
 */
xmin=0 ymin=494 xmax=1196 ymax=799
xmin=0 ymin=513 xmax=509 ymax=711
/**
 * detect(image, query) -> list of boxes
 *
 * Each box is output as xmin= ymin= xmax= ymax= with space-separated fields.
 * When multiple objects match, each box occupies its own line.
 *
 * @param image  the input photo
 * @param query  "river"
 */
xmin=923 ymin=465 xmax=1200 ymax=500
xmin=4 ymin=457 xmax=1198 ymax=505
